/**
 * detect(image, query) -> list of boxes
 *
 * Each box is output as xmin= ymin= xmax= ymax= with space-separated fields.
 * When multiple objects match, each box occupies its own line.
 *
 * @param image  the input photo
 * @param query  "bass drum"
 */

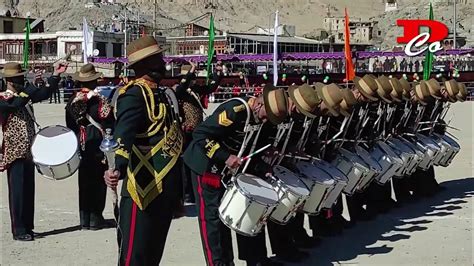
xmin=219 ymin=173 xmax=279 ymax=236
xmin=270 ymin=166 xmax=310 ymax=224
xmin=31 ymin=125 xmax=80 ymax=180
xmin=295 ymin=161 xmax=336 ymax=215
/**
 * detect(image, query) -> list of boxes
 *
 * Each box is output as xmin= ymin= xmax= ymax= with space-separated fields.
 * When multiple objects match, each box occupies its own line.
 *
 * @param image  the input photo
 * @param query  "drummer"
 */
xmin=65 ymin=64 xmax=115 ymax=230
xmin=0 ymin=62 xmax=67 ymax=241
xmin=183 ymin=85 xmax=289 ymax=266
xmin=262 ymin=84 xmax=322 ymax=262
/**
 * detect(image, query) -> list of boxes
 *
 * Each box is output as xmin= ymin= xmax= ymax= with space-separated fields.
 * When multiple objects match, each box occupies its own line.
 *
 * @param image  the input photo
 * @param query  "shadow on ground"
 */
xmin=289 ymin=177 xmax=474 ymax=266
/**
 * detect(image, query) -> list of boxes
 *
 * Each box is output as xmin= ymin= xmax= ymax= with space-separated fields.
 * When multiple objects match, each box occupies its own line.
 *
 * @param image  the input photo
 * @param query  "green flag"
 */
xmin=423 ymin=3 xmax=434 ymax=80
xmin=206 ymin=14 xmax=215 ymax=85
xmin=23 ymin=17 xmax=30 ymax=69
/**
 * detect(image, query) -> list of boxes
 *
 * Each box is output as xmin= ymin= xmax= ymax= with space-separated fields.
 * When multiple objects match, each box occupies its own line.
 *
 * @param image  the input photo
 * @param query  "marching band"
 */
xmin=0 ymin=35 xmax=466 ymax=265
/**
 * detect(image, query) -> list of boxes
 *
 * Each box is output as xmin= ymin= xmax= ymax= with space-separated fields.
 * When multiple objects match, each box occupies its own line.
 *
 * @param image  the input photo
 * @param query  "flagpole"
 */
xmin=453 ymin=0 xmax=457 ymax=49
xmin=273 ymin=10 xmax=279 ymax=86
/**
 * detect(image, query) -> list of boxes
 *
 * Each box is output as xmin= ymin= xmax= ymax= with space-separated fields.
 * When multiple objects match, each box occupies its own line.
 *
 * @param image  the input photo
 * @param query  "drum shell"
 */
xmin=354 ymin=145 xmax=382 ymax=191
xmin=270 ymin=166 xmax=310 ymax=224
xmin=373 ymin=141 xmax=403 ymax=184
xmin=332 ymin=150 xmax=369 ymax=195
xmin=416 ymin=135 xmax=441 ymax=170
xmin=270 ymin=179 xmax=308 ymax=224
xmin=296 ymin=162 xmax=335 ymax=215
xmin=219 ymin=178 xmax=278 ymax=236
xmin=398 ymin=137 xmax=424 ymax=175
xmin=438 ymin=134 xmax=460 ymax=167
xmin=388 ymin=139 xmax=416 ymax=178
xmin=432 ymin=137 xmax=449 ymax=166
xmin=34 ymin=151 xmax=80 ymax=180
xmin=311 ymin=160 xmax=349 ymax=209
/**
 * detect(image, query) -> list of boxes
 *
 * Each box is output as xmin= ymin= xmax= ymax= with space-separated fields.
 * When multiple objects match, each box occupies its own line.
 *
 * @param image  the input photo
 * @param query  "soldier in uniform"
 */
xmin=265 ymin=84 xmax=322 ymax=262
xmin=175 ymin=61 xmax=223 ymax=204
xmin=103 ymin=36 xmax=183 ymax=265
xmin=0 ymin=62 xmax=67 ymax=241
xmin=66 ymin=64 xmax=114 ymax=230
xmin=183 ymin=85 xmax=289 ymax=266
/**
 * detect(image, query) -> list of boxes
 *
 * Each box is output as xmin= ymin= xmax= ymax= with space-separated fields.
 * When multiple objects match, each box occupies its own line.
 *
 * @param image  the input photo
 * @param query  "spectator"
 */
xmin=408 ymin=60 xmax=414 ymax=72
xmin=414 ymin=60 xmax=420 ymax=72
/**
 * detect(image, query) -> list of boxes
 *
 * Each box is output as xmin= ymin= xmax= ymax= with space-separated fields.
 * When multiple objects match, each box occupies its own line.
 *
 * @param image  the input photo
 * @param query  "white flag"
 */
xmin=83 ymin=17 xmax=90 ymax=64
xmin=273 ymin=10 xmax=279 ymax=86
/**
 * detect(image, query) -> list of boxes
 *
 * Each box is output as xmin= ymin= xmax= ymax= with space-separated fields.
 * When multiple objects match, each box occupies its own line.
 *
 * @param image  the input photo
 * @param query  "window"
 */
xmin=3 ymin=21 xmax=13 ymax=33
xmin=112 ymin=43 xmax=122 ymax=57
xmin=65 ymin=42 xmax=82 ymax=54
xmin=95 ymin=42 xmax=107 ymax=56
xmin=378 ymin=31 xmax=382 ymax=35
xmin=48 ymin=42 xmax=57 ymax=55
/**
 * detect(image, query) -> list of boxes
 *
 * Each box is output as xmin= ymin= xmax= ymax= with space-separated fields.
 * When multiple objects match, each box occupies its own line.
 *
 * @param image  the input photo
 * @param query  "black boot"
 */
xmin=80 ymin=211 xmax=90 ymax=230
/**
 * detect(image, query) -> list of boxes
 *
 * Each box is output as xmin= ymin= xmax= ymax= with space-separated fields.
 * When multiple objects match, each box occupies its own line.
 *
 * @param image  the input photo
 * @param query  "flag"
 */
xmin=273 ymin=10 xmax=279 ymax=86
xmin=23 ymin=17 xmax=30 ymax=69
xmin=206 ymin=14 xmax=215 ymax=85
xmin=344 ymin=8 xmax=356 ymax=81
xmin=82 ymin=17 xmax=90 ymax=64
xmin=423 ymin=3 xmax=434 ymax=80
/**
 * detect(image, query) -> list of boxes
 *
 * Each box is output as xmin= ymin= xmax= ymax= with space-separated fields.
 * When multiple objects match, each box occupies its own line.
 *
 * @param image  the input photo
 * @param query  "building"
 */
xmin=385 ymin=0 xmax=398 ymax=12
xmin=323 ymin=16 xmax=379 ymax=44
xmin=0 ymin=15 xmax=44 ymax=34
xmin=0 ymin=30 xmax=126 ymax=69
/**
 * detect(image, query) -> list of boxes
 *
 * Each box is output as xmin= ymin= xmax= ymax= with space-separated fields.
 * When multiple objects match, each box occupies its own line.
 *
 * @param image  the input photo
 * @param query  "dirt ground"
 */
xmin=1 ymin=102 xmax=473 ymax=266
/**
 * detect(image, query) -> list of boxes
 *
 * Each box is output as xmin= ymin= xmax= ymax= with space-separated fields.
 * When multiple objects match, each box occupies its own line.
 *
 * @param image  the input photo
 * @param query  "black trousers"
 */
xmin=191 ymin=170 xmax=268 ymax=265
xmin=410 ymin=166 xmax=439 ymax=196
xmin=191 ymin=171 xmax=234 ymax=265
xmin=49 ymin=88 xmax=60 ymax=103
xmin=6 ymin=158 xmax=35 ymax=236
xmin=267 ymin=213 xmax=306 ymax=255
xmin=118 ymin=166 xmax=180 ymax=266
xmin=78 ymin=154 xmax=107 ymax=225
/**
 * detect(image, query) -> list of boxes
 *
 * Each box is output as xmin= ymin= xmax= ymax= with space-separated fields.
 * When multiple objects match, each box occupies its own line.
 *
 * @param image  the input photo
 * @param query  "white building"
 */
xmin=0 ymin=30 xmax=125 ymax=66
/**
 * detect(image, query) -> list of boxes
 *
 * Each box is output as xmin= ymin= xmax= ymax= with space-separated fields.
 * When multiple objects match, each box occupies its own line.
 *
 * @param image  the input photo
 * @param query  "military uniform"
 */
xmin=184 ymin=97 xmax=265 ymax=265
xmin=113 ymin=78 xmax=183 ymax=265
xmin=176 ymin=69 xmax=223 ymax=203
xmin=66 ymin=88 xmax=114 ymax=229
xmin=0 ymin=76 xmax=60 ymax=240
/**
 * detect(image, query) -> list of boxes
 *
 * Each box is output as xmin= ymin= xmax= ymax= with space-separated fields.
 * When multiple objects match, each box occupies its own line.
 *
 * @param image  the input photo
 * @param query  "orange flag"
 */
xmin=344 ymin=8 xmax=356 ymax=81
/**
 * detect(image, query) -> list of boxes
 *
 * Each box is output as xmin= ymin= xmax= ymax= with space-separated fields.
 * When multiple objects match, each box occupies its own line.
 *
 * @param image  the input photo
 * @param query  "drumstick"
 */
xmin=241 ymin=144 xmax=271 ymax=161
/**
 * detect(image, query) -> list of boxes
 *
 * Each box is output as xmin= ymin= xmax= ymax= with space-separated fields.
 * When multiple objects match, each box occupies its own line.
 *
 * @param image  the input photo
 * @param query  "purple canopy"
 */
xmin=90 ymin=49 xmax=474 ymax=64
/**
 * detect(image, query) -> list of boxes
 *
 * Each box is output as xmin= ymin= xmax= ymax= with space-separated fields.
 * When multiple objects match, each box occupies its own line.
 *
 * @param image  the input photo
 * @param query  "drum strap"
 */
xmin=85 ymin=114 xmax=104 ymax=135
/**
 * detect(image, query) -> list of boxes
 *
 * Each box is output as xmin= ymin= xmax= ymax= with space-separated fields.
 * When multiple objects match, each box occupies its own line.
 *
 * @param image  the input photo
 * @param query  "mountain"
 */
xmin=1 ymin=0 xmax=473 ymax=49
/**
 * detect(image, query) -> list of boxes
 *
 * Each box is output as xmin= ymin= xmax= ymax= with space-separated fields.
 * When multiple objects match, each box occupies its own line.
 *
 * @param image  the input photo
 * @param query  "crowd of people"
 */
xmin=0 ymin=34 xmax=469 ymax=266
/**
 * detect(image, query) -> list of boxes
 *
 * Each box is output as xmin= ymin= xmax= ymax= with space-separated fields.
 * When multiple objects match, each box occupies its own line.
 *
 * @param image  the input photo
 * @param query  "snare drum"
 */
xmin=219 ymin=173 xmax=279 ymax=236
xmin=295 ymin=161 xmax=336 ymax=215
xmin=331 ymin=148 xmax=370 ymax=195
xmin=438 ymin=134 xmax=460 ymax=167
xmin=354 ymin=145 xmax=382 ymax=191
xmin=415 ymin=134 xmax=441 ymax=170
xmin=31 ymin=125 xmax=80 ymax=180
xmin=387 ymin=138 xmax=416 ymax=178
xmin=371 ymin=141 xmax=403 ymax=185
xmin=270 ymin=166 xmax=310 ymax=224
xmin=431 ymin=134 xmax=450 ymax=166
xmin=398 ymin=137 xmax=424 ymax=175
xmin=311 ymin=160 xmax=348 ymax=210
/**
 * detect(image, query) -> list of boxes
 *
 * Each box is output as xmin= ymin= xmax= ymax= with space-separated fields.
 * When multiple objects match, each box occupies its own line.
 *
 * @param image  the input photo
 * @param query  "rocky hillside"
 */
xmin=1 ymin=0 xmax=473 ymax=48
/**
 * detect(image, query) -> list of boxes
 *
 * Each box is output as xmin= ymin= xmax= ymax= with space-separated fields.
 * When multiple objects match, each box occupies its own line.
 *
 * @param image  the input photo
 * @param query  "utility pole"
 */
xmin=153 ymin=0 xmax=157 ymax=37
xmin=453 ymin=0 xmax=457 ymax=49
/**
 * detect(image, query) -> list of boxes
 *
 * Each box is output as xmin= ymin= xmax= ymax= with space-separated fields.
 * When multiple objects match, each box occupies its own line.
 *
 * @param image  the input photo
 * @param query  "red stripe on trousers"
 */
xmin=125 ymin=202 xmax=138 ymax=266
xmin=197 ymin=175 xmax=214 ymax=266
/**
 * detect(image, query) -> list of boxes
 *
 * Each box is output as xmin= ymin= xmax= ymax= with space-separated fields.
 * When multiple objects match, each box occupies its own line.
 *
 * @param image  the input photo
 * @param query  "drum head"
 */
xmin=296 ymin=161 xmax=335 ymax=184
xmin=235 ymin=174 xmax=279 ymax=205
xmin=355 ymin=145 xmax=383 ymax=172
xmin=31 ymin=126 xmax=78 ymax=165
xmin=339 ymin=148 xmax=369 ymax=168
xmin=272 ymin=166 xmax=310 ymax=196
